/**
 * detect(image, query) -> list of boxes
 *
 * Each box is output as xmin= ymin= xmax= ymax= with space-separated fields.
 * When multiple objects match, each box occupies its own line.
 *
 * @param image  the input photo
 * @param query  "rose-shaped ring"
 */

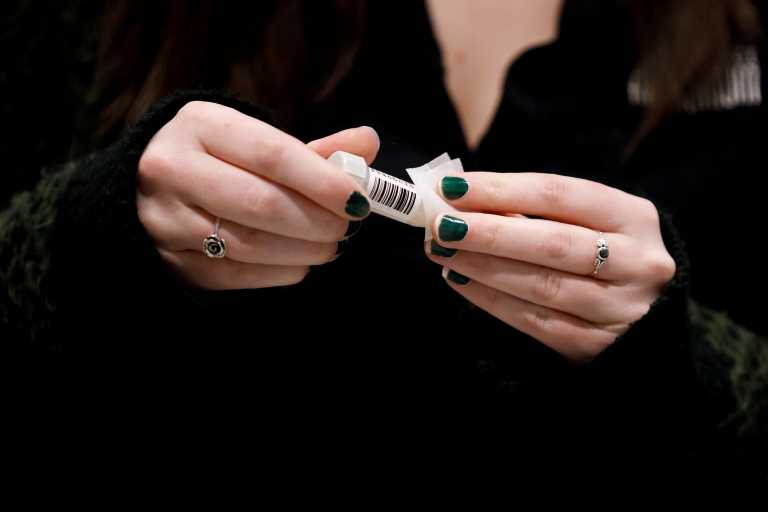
xmin=203 ymin=218 xmax=227 ymax=258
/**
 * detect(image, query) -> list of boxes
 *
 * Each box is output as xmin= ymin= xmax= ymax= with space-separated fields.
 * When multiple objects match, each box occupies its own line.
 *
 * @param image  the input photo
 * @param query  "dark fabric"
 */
xmin=1 ymin=0 xmax=767 ymax=491
xmin=0 ymin=0 xmax=102 ymax=208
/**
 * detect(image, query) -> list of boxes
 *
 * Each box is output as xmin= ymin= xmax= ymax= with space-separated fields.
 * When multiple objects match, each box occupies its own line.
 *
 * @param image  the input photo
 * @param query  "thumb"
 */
xmin=307 ymin=126 xmax=380 ymax=165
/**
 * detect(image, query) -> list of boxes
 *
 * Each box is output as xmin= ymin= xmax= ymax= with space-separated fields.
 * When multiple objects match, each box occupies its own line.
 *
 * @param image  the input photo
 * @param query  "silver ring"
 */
xmin=593 ymin=231 xmax=608 ymax=274
xmin=203 ymin=217 xmax=226 ymax=258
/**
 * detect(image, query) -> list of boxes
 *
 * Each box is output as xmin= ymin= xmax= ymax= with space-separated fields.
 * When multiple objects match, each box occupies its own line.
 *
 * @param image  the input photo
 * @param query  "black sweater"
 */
xmin=1 ymin=0 xmax=766 ymax=492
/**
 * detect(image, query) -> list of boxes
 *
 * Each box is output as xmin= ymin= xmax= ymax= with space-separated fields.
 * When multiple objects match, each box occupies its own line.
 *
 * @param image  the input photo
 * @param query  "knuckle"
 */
xmin=321 ymin=242 xmax=338 ymax=262
xmin=284 ymin=266 xmax=309 ymax=285
xmin=176 ymin=101 xmax=212 ymax=125
xmin=546 ymin=228 xmax=573 ymax=260
xmin=137 ymin=208 xmax=165 ymax=239
xmin=540 ymin=174 xmax=567 ymax=206
xmin=647 ymin=252 xmax=677 ymax=283
xmin=636 ymin=198 xmax=660 ymax=226
xmin=243 ymin=182 xmax=281 ymax=218
xmin=532 ymin=267 xmax=562 ymax=303
xmin=486 ymin=176 xmax=507 ymax=205
xmin=485 ymin=287 xmax=503 ymax=310
xmin=464 ymin=252 xmax=492 ymax=276
xmin=138 ymin=147 xmax=176 ymax=184
xmin=481 ymin=220 xmax=506 ymax=253
xmin=627 ymin=302 xmax=652 ymax=322
xmin=524 ymin=304 xmax=552 ymax=332
xmin=157 ymin=248 xmax=177 ymax=268
xmin=318 ymin=214 xmax=347 ymax=242
xmin=236 ymin=225 xmax=262 ymax=253
xmin=251 ymin=133 xmax=286 ymax=175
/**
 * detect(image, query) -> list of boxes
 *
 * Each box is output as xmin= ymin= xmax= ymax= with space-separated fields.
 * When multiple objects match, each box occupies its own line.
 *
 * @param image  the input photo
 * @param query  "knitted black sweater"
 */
xmin=1 ymin=0 xmax=766 ymax=493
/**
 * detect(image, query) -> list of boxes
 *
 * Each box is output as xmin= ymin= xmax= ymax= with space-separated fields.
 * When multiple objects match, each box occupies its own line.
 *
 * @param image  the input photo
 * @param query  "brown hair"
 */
xmin=90 ymin=0 xmax=365 ymax=144
xmin=91 ymin=0 xmax=762 ymax=146
xmin=627 ymin=0 xmax=762 ymax=151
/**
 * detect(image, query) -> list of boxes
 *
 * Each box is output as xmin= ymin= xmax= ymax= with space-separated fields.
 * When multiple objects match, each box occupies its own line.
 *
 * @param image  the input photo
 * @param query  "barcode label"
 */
xmin=366 ymin=168 xmax=421 ymax=221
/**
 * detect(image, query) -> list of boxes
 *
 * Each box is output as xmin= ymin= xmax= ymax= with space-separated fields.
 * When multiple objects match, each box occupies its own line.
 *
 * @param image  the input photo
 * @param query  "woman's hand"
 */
xmin=426 ymin=173 xmax=676 ymax=363
xmin=137 ymin=101 xmax=378 ymax=289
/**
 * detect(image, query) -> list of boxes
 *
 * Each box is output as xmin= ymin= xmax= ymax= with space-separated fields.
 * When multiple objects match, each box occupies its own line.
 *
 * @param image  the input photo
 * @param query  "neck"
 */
xmin=426 ymin=0 xmax=565 ymax=150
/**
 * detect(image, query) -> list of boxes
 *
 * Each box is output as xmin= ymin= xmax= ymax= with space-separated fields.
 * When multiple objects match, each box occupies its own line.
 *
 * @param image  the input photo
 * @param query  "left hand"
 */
xmin=425 ymin=172 xmax=676 ymax=363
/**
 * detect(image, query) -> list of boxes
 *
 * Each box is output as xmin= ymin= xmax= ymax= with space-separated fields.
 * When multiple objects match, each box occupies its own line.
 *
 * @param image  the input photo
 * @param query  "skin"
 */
xmin=137 ymin=101 xmax=379 ymax=290
xmin=427 ymin=173 xmax=676 ymax=364
xmin=426 ymin=0 xmax=565 ymax=150
xmin=137 ymin=2 xmax=675 ymax=364
xmin=423 ymin=1 xmax=675 ymax=364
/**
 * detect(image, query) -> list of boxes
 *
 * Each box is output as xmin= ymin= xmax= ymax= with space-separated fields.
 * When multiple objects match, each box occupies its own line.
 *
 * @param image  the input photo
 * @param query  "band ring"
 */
xmin=593 ymin=231 xmax=609 ymax=274
xmin=203 ymin=217 xmax=227 ymax=258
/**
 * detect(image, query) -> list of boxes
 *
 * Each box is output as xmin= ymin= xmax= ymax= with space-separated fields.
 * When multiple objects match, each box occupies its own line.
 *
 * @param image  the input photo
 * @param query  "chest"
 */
xmin=425 ymin=0 xmax=564 ymax=150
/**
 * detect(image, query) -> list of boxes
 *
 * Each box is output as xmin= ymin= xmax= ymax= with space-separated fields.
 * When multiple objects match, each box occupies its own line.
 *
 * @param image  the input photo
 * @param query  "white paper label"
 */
xmin=366 ymin=168 xmax=422 ymax=222
xmin=406 ymin=154 xmax=463 ymax=241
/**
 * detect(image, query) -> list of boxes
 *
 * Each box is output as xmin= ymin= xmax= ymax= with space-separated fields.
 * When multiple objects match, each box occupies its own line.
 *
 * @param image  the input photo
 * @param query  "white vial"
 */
xmin=328 ymin=151 xmax=426 ymax=227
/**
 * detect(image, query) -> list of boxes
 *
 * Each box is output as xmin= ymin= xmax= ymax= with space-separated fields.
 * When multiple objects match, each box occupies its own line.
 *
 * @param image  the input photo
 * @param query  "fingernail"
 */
xmin=362 ymin=126 xmax=380 ymax=150
xmin=442 ymin=267 xmax=470 ymax=285
xmin=344 ymin=220 xmax=362 ymax=237
xmin=429 ymin=240 xmax=458 ymax=258
xmin=441 ymin=176 xmax=468 ymax=200
xmin=336 ymin=239 xmax=349 ymax=255
xmin=438 ymin=214 xmax=468 ymax=242
xmin=345 ymin=191 xmax=371 ymax=218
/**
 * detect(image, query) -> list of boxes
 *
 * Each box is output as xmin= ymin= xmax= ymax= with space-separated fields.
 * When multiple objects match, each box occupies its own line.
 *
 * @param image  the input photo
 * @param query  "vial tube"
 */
xmin=328 ymin=151 xmax=426 ymax=227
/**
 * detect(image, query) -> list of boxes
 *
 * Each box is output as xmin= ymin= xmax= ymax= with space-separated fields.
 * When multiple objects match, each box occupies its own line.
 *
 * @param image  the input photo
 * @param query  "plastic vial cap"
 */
xmin=327 ymin=151 xmax=369 ymax=187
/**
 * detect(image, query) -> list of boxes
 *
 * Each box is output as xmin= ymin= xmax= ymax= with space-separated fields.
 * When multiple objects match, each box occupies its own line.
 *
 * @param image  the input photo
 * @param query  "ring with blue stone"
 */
xmin=203 ymin=217 xmax=227 ymax=258
xmin=593 ymin=231 xmax=609 ymax=274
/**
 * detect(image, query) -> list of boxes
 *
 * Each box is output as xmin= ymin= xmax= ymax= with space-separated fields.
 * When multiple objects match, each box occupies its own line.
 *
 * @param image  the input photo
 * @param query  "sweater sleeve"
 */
xmin=682 ymin=300 xmax=768 ymax=488
xmin=1 ymin=90 xmax=288 ymax=414
xmin=1 ymin=165 xmax=75 ymax=416
xmin=460 ymin=211 xmax=768 ymax=489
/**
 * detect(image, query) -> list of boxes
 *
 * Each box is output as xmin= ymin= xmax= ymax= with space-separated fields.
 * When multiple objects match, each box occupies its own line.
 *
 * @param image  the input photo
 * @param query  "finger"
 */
xmin=156 ymin=208 xmax=341 ymax=265
xmin=160 ymin=249 xmax=310 ymax=290
xmin=306 ymin=126 xmax=380 ymax=165
xmin=432 ymin=213 xmax=635 ymax=280
xmin=175 ymin=102 xmax=371 ymax=219
xmin=156 ymin=152 xmax=350 ymax=243
xmin=437 ymin=172 xmax=654 ymax=234
xmin=440 ymin=269 xmax=617 ymax=363
xmin=426 ymin=246 xmax=649 ymax=324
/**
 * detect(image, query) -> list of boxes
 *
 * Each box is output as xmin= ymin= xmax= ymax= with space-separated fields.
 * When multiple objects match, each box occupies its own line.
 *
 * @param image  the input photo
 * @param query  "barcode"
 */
xmin=368 ymin=171 xmax=418 ymax=215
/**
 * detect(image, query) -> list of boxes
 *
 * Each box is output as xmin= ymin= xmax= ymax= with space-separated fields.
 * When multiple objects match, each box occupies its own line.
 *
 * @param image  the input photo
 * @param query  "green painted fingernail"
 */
xmin=336 ymin=239 xmax=349 ymax=255
xmin=438 ymin=215 xmax=468 ymax=242
xmin=429 ymin=240 xmax=458 ymax=258
xmin=345 ymin=191 xmax=371 ymax=218
xmin=441 ymin=176 xmax=468 ymax=200
xmin=442 ymin=268 xmax=470 ymax=285
xmin=344 ymin=220 xmax=362 ymax=237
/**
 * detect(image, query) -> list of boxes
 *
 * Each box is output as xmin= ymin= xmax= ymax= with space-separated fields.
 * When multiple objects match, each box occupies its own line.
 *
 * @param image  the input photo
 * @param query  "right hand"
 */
xmin=137 ymin=101 xmax=378 ymax=289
